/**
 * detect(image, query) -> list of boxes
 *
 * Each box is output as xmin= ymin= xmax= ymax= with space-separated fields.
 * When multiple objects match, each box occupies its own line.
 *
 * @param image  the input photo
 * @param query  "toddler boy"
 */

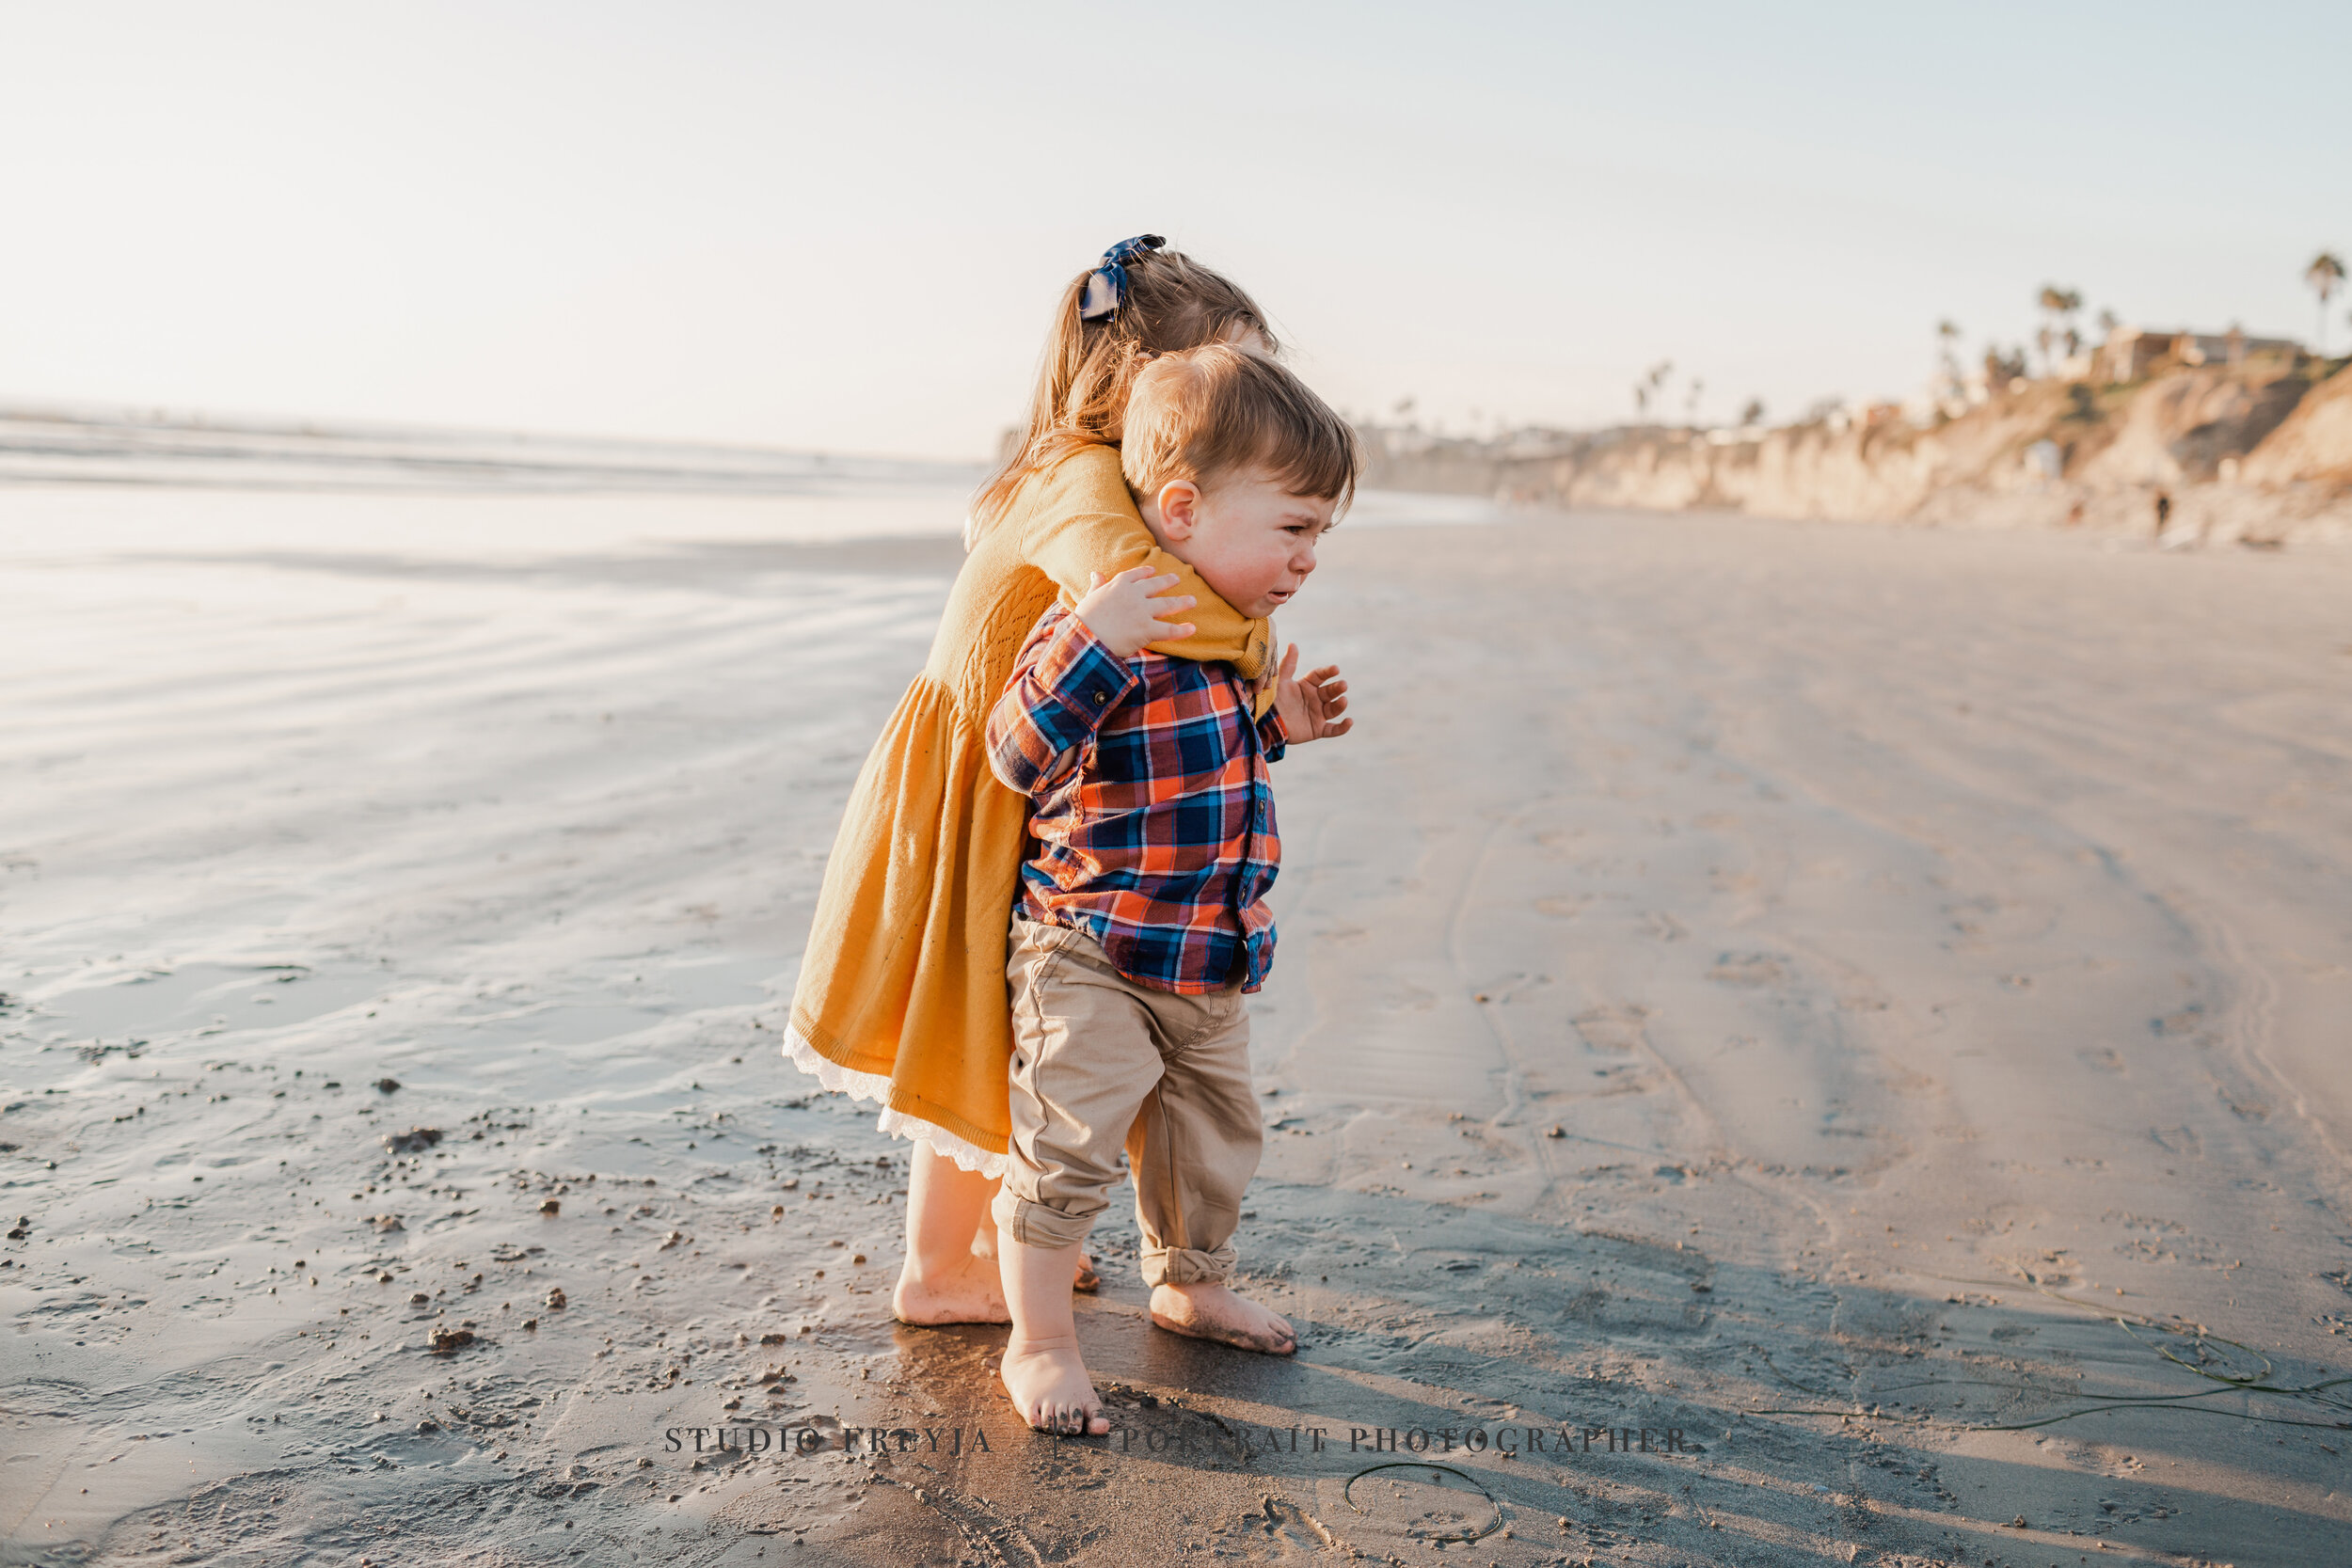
xmin=984 ymin=343 xmax=1359 ymax=1434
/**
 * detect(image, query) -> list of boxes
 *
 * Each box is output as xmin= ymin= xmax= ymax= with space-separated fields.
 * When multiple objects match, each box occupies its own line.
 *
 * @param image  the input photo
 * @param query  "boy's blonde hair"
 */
xmin=971 ymin=243 xmax=1274 ymax=544
xmin=1120 ymin=343 xmax=1359 ymax=511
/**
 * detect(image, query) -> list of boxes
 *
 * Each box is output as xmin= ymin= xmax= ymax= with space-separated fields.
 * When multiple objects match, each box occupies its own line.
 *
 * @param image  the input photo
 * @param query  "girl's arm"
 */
xmin=1022 ymin=467 xmax=1271 ymax=679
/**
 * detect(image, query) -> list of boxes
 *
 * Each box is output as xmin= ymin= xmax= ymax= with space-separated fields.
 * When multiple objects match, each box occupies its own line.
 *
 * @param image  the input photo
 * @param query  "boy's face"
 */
xmin=1146 ymin=468 xmax=1337 ymax=620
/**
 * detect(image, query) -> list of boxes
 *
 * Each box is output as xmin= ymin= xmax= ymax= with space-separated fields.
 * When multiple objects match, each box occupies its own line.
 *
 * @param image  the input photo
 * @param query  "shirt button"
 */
xmin=1091 ymin=691 xmax=1106 ymax=705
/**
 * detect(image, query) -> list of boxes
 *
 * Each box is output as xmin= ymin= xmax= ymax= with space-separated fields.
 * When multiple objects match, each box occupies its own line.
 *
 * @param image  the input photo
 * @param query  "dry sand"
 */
xmin=4 ymin=483 xmax=2349 ymax=1566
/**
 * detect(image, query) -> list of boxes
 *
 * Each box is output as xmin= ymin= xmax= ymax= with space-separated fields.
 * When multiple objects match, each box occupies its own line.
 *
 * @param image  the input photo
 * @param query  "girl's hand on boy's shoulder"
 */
xmin=1274 ymin=641 xmax=1351 ymax=743
xmin=1075 ymin=566 xmax=1197 ymax=658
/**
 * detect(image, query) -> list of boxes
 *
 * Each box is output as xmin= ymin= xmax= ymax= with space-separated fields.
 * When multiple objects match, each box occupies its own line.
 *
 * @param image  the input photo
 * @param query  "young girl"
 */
xmin=785 ymin=236 xmax=1281 ymax=1323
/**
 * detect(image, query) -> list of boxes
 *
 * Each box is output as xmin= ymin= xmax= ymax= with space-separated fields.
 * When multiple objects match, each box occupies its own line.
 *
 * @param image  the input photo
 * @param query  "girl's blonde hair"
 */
xmin=969 ymin=241 xmax=1275 ymax=545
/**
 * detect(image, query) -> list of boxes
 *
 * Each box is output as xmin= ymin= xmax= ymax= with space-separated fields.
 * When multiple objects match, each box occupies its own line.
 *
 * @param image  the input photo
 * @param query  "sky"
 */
xmin=3 ymin=2 xmax=2347 ymax=459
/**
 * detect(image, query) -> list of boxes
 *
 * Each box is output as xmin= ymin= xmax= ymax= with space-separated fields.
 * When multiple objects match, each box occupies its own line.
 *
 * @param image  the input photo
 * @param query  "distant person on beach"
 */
xmin=784 ymin=237 xmax=1289 ymax=1325
xmin=2153 ymin=489 xmax=2172 ymax=540
xmin=984 ymin=343 xmax=1356 ymax=1433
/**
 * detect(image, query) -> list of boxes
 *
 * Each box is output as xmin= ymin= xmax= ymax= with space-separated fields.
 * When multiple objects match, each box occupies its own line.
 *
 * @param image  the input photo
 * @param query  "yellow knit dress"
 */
xmin=784 ymin=444 xmax=1273 ymax=1174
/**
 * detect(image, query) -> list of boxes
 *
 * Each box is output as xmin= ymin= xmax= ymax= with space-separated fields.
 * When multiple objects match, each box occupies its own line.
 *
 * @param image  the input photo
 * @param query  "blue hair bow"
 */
xmin=1078 ymin=233 xmax=1166 ymax=322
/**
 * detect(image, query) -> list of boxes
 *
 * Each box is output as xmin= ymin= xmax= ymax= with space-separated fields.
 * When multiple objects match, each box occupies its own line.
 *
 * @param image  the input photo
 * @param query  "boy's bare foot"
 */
xmin=1073 ymin=1252 xmax=1101 ymax=1292
xmin=892 ymin=1252 xmax=1009 ymax=1325
xmin=1148 ymin=1282 xmax=1296 ymax=1354
xmin=998 ymin=1335 xmax=1110 ymax=1434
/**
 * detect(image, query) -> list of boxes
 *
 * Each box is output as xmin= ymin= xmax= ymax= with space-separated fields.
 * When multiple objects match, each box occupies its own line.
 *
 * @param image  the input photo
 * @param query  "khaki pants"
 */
xmin=991 ymin=915 xmax=1262 ymax=1286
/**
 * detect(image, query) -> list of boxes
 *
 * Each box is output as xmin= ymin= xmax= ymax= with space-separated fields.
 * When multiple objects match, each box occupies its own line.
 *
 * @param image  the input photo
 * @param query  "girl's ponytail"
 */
xmin=969 ymin=238 xmax=1275 ymax=546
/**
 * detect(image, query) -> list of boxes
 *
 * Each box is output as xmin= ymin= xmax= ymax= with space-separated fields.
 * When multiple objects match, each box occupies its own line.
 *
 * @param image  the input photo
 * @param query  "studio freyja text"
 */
xmin=663 ymin=1420 xmax=1697 ymax=1460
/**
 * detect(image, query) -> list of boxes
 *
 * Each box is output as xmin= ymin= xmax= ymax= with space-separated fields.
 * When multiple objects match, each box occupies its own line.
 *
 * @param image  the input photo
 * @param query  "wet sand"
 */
xmin=5 ymin=485 xmax=2350 ymax=1565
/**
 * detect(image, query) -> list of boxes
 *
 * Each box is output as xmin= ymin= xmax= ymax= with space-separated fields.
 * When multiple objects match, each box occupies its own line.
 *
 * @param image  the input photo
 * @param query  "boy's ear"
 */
xmin=1156 ymin=480 xmax=1202 ymax=540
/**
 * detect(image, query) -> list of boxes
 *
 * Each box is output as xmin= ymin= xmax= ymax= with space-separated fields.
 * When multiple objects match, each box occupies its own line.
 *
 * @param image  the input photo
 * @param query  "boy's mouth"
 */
xmin=1264 ymin=588 xmax=1295 ymax=604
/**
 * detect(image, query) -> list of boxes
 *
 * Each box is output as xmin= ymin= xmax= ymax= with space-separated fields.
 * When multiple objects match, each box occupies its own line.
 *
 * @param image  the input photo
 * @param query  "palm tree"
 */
xmin=1633 ymin=360 xmax=1673 ymax=423
xmin=1936 ymin=320 xmax=1963 ymax=398
xmin=2309 ymin=252 xmax=2346 ymax=356
xmin=2037 ymin=286 xmax=2084 ymax=374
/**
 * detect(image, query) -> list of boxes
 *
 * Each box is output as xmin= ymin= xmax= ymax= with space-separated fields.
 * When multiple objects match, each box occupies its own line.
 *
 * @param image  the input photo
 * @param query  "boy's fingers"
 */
xmin=1306 ymin=664 xmax=1342 ymax=685
xmin=1151 ymin=620 xmax=1197 ymax=641
xmin=1147 ymin=594 xmax=1198 ymax=613
xmin=1088 ymin=571 xmax=1104 ymax=590
xmin=1278 ymin=641 xmax=1299 ymax=680
xmin=1324 ymin=716 xmax=1354 ymax=736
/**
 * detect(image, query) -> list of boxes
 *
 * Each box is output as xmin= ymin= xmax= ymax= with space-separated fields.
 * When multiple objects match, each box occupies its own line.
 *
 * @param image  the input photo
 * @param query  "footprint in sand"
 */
xmin=1374 ymin=981 xmax=1438 ymax=1013
xmin=1572 ymin=1006 xmax=1648 ymax=1053
xmin=1707 ymin=952 xmax=1787 ymax=988
xmin=1640 ymin=911 xmax=1688 ymax=942
xmin=1943 ymin=895 xmax=2058 ymax=942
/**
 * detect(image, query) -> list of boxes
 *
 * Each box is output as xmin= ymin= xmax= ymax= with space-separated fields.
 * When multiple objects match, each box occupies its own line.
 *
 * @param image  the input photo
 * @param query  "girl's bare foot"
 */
xmin=892 ymin=1251 xmax=1009 ymax=1325
xmin=998 ymin=1334 xmax=1109 ymax=1434
xmin=1149 ymin=1281 xmax=1296 ymax=1354
xmin=900 ymin=1141 xmax=1009 ymax=1323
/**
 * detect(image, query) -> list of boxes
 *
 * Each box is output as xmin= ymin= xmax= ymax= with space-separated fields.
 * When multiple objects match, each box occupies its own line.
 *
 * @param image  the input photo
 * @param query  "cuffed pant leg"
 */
xmin=1128 ymin=992 xmax=1261 ymax=1287
xmin=992 ymin=919 xmax=1164 ymax=1253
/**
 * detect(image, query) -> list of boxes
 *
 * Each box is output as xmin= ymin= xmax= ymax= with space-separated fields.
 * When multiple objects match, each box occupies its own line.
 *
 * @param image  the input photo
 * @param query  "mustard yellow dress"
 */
xmin=785 ymin=444 xmax=1273 ymax=1174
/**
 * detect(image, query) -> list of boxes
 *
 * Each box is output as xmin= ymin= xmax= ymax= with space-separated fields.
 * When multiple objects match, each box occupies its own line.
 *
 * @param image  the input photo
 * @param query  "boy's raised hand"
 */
xmin=1274 ymin=641 xmax=1351 ymax=743
xmin=1075 ymin=566 xmax=1198 ymax=658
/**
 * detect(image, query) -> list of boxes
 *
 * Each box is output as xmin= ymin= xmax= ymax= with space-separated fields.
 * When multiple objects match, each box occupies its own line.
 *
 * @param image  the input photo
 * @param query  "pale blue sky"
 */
xmin=3 ymin=2 xmax=2344 ymax=457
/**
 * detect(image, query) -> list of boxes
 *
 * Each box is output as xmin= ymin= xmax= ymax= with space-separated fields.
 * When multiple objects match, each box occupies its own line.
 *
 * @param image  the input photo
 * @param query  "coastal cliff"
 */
xmin=1366 ymin=357 xmax=2352 ymax=543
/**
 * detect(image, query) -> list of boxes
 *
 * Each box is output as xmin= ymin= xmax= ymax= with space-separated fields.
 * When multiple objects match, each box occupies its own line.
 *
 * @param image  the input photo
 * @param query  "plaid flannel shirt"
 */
xmin=986 ymin=603 xmax=1287 ymax=993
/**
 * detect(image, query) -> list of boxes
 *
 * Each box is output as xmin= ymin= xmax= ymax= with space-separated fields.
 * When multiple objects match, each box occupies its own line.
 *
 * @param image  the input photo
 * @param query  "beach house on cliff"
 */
xmin=2099 ymin=325 xmax=2301 ymax=383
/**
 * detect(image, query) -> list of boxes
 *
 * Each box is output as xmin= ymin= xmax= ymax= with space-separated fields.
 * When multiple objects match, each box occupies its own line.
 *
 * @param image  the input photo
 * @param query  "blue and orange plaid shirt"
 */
xmin=986 ymin=604 xmax=1287 ymax=994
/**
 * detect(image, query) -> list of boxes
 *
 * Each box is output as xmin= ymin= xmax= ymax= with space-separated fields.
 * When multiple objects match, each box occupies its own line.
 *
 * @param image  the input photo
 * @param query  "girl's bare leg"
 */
xmin=891 ymin=1141 xmax=1010 ymax=1325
